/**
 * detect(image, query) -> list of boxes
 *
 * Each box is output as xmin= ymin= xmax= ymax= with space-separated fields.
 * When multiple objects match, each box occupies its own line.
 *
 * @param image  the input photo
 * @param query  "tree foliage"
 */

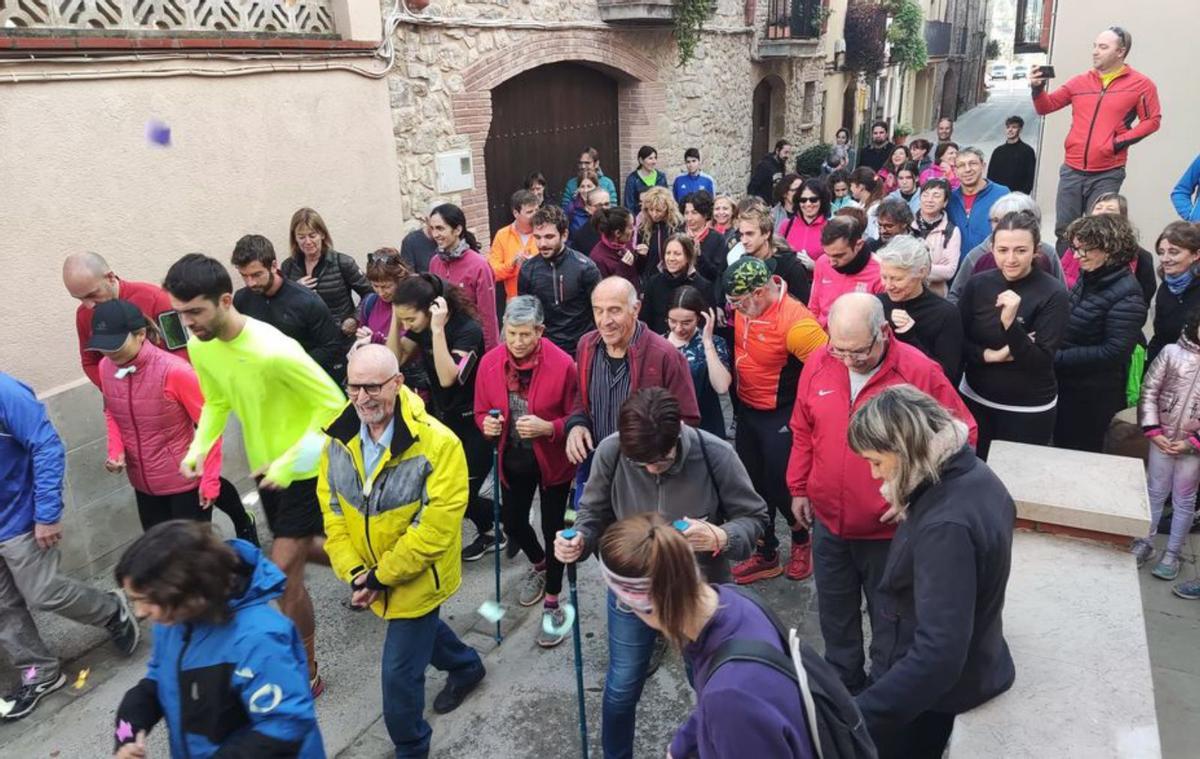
xmin=673 ymin=0 xmax=714 ymax=67
xmin=887 ymin=0 xmax=928 ymax=70
xmin=844 ymin=2 xmax=888 ymax=74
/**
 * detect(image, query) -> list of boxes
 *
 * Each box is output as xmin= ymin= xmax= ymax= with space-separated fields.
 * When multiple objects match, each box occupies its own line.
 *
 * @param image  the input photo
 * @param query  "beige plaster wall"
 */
xmin=0 ymin=68 xmax=402 ymax=396
xmin=1034 ymin=1 xmax=1197 ymax=244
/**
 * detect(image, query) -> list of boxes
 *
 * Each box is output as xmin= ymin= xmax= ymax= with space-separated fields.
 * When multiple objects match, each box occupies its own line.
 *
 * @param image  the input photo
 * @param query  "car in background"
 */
xmin=1012 ymin=64 xmax=1029 ymax=80
xmin=990 ymin=64 xmax=1009 ymax=81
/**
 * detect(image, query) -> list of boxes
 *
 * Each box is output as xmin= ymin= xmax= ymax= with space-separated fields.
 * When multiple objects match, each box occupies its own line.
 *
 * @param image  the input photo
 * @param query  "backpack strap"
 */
xmin=708 ymin=638 xmax=799 ymax=685
xmin=693 ymin=429 xmax=723 ymax=516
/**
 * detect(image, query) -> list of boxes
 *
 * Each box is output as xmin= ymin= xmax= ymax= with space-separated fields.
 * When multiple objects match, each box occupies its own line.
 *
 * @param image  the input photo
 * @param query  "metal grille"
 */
xmin=765 ymin=0 xmax=821 ymax=41
xmin=0 ymin=0 xmax=337 ymax=35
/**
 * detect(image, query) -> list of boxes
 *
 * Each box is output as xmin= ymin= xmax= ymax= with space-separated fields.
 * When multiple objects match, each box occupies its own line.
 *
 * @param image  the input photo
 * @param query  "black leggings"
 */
xmin=736 ymin=404 xmax=807 ymax=557
xmin=500 ymin=452 xmax=569 ymax=596
xmin=873 ymin=711 xmax=956 ymax=759
xmin=444 ymin=412 xmax=500 ymax=535
xmin=964 ymin=397 xmax=1056 ymax=461
xmin=135 ymin=477 xmax=248 ymax=531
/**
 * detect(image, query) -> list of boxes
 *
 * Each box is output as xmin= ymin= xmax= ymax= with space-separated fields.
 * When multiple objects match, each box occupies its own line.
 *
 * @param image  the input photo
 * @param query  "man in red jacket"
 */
xmin=64 ymin=252 xmax=188 ymax=388
xmin=787 ymin=293 xmax=976 ymax=693
xmin=1031 ymin=26 xmax=1161 ymax=251
xmin=564 ymin=276 xmax=700 ymax=466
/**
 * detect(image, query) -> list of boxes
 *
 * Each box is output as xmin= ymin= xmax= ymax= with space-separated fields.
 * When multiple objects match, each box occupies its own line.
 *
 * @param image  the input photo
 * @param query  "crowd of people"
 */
xmin=0 ymin=23 xmax=1194 ymax=759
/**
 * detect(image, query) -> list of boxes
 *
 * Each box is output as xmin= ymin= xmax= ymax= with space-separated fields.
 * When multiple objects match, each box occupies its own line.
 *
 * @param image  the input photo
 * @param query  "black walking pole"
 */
xmin=560 ymin=524 xmax=589 ymax=759
xmin=488 ymin=409 xmax=504 ymax=644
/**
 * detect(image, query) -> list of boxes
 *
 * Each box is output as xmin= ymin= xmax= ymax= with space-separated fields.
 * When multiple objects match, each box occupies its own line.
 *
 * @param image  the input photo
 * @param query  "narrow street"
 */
xmin=914 ymin=78 xmax=1041 ymax=174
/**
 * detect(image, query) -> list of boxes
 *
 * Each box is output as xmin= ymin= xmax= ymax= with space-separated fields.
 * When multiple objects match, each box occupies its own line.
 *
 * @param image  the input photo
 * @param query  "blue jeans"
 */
xmin=601 ymin=590 xmax=659 ymax=759
xmin=382 ymin=607 xmax=483 ymax=758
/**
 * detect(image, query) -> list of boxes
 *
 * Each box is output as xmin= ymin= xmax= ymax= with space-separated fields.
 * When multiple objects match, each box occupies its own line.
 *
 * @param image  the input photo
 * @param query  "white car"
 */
xmin=990 ymin=64 xmax=1009 ymax=80
xmin=1012 ymin=65 xmax=1029 ymax=80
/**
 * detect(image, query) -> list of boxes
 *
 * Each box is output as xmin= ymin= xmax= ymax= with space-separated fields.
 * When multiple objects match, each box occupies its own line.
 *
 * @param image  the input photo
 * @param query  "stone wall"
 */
xmin=386 ymin=0 xmax=826 ymax=236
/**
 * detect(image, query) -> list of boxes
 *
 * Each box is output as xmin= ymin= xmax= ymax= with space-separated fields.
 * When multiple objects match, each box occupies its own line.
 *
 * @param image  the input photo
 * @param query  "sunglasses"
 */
xmin=367 ymin=251 xmax=402 ymax=264
xmin=798 ymin=196 xmax=821 ymax=204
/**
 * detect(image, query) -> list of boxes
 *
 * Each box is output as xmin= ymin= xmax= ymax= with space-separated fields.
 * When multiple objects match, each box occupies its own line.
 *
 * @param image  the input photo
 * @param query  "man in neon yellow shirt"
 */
xmin=164 ymin=253 xmax=345 ymax=695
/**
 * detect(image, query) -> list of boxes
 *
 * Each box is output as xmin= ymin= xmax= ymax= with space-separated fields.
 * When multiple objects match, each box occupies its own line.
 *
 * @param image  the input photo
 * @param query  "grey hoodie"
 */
xmin=574 ymin=425 xmax=768 ymax=582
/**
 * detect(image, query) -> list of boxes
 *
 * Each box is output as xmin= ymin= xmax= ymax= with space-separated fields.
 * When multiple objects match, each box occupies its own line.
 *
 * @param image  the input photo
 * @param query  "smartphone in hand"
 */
xmin=1036 ymin=64 xmax=1056 ymax=79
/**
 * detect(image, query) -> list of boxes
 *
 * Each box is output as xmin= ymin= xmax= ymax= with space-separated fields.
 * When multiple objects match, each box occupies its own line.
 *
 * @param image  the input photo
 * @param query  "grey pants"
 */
xmin=1054 ymin=164 xmax=1126 ymax=251
xmin=812 ymin=518 xmax=893 ymax=694
xmin=0 ymin=531 xmax=118 ymax=683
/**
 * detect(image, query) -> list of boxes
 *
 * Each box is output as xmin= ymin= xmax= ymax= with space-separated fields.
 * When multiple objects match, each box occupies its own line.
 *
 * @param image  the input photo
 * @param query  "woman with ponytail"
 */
xmin=597 ymin=512 xmax=813 ymax=759
xmin=388 ymin=273 xmax=506 ymax=560
xmin=427 ymin=203 xmax=501 ymax=351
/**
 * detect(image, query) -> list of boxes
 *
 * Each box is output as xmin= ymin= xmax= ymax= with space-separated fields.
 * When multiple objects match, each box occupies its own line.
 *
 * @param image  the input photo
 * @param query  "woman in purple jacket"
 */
xmin=598 ymin=512 xmax=814 ymax=759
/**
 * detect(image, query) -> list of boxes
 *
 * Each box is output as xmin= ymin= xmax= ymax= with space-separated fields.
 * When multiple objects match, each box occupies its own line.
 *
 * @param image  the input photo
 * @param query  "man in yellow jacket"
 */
xmin=318 ymin=344 xmax=485 ymax=757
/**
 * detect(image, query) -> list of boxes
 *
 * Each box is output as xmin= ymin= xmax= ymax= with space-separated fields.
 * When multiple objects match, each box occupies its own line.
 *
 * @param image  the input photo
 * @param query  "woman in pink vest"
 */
xmin=90 ymin=300 xmax=253 ymax=536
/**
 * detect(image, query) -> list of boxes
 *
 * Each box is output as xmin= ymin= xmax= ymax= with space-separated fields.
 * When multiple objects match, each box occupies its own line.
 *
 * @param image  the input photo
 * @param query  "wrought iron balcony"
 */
xmin=0 ymin=0 xmax=337 ymax=37
xmin=924 ymin=19 xmax=951 ymax=58
xmin=760 ymin=0 xmax=823 ymax=58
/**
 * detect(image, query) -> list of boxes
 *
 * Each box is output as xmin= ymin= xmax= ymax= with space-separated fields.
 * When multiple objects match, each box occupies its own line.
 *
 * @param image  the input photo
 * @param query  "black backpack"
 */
xmin=706 ymin=586 xmax=878 ymax=759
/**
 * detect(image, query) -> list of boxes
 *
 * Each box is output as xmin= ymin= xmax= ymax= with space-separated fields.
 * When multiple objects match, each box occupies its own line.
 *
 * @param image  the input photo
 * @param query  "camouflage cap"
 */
xmin=723 ymin=255 xmax=774 ymax=297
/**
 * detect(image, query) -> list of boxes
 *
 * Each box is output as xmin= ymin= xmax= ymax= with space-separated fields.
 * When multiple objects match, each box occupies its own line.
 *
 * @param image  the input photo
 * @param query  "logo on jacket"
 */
xmin=234 ymin=667 xmax=255 ymax=679
xmin=818 ymin=389 xmax=835 ymax=396
xmin=248 ymin=683 xmax=283 ymax=714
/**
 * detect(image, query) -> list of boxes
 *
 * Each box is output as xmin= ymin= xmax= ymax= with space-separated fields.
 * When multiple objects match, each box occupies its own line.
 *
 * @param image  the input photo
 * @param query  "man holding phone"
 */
xmin=63 ymin=252 xmax=188 ymax=388
xmin=1031 ymin=26 xmax=1162 ymax=251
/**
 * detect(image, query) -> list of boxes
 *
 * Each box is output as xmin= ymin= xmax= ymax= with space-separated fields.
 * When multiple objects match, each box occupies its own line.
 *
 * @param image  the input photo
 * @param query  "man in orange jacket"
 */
xmin=1031 ymin=26 xmax=1161 ymax=251
xmin=489 ymin=189 xmax=540 ymax=304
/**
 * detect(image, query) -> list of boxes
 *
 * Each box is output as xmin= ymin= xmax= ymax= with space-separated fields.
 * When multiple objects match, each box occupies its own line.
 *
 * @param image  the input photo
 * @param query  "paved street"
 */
xmin=913 ymin=78 xmax=1041 ymax=177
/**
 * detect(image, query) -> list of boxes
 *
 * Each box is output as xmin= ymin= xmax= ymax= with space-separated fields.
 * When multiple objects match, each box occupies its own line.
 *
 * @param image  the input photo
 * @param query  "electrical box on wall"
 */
xmin=435 ymin=149 xmax=474 ymax=193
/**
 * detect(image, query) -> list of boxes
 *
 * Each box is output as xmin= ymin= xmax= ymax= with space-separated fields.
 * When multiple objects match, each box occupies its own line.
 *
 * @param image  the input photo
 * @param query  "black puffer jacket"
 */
xmin=281 ymin=250 xmax=371 ymax=327
xmin=1055 ymin=265 xmax=1148 ymax=387
xmin=642 ymin=269 xmax=713 ymax=335
xmin=517 ymin=245 xmax=602 ymax=356
xmin=1148 ymin=275 xmax=1200 ymax=364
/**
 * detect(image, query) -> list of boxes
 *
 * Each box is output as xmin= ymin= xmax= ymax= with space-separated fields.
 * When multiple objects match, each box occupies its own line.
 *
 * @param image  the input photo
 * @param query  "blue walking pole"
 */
xmin=488 ymin=409 xmax=504 ymax=644
xmin=561 ymin=526 xmax=589 ymax=759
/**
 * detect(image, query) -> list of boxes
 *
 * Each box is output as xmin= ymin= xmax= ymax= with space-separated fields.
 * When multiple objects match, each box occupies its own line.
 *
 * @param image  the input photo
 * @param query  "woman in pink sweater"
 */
xmin=428 ymin=203 xmax=500 ymax=350
xmin=777 ymin=178 xmax=828 ymax=262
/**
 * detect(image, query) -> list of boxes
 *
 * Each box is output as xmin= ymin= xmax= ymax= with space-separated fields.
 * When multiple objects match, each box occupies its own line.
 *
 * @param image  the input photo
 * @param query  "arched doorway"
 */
xmin=841 ymin=80 xmax=857 ymax=134
xmin=940 ymin=66 xmax=960 ymax=121
xmin=485 ymin=63 xmax=619 ymax=239
xmin=751 ymin=79 xmax=773 ymax=163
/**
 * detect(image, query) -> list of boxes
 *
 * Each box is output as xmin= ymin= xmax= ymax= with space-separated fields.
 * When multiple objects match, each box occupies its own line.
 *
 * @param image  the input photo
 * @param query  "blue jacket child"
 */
xmin=115 ymin=539 xmax=324 ymax=758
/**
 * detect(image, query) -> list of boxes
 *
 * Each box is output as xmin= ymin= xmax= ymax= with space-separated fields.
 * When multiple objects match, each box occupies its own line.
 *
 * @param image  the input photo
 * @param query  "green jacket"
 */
xmin=318 ymin=386 xmax=467 ymax=619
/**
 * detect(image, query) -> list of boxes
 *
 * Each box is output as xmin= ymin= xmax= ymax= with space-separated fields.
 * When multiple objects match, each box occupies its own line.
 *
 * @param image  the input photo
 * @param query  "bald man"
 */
xmin=564 ymin=277 xmax=699 ymax=465
xmin=63 ymin=252 xmax=187 ymax=387
xmin=318 ymin=344 xmax=485 ymax=755
xmin=785 ymin=292 xmax=977 ymax=693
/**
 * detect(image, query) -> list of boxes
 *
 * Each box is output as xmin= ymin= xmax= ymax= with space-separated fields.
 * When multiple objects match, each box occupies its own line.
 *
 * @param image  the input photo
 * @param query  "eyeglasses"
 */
xmin=798 ymin=196 xmax=821 ymax=204
xmin=630 ymin=446 xmax=677 ymax=469
xmin=827 ymin=333 xmax=879 ymax=360
xmin=345 ymin=374 xmax=398 ymax=398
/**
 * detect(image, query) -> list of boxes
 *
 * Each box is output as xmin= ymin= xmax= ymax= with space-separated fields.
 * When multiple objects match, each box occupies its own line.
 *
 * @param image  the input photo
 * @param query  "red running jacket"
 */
xmin=786 ymin=337 xmax=977 ymax=540
xmin=1033 ymin=66 xmax=1161 ymax=173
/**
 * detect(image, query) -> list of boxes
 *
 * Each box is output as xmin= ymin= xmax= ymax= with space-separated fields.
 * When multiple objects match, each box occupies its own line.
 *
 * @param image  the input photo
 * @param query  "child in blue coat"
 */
xmin=113 ymin=521 xmax=324 ymax=758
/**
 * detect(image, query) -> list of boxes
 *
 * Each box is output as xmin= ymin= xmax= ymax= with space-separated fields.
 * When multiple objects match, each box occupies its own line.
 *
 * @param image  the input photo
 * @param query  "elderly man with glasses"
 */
xmin=785 ymin=292 xmax=977 ymax=695
xmin=318 ymin=344 xmax=486 ymax=757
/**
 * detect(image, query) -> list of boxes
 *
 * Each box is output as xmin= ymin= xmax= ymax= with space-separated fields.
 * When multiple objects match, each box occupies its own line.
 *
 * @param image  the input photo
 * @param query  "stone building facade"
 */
xmin=387 ymin=0 xmax=828 ymax=238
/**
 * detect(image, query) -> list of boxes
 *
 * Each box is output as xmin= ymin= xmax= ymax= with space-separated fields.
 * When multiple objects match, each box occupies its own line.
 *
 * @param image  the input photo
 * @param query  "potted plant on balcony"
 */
xmin=893 ymin=123 xmax=913 ymax=145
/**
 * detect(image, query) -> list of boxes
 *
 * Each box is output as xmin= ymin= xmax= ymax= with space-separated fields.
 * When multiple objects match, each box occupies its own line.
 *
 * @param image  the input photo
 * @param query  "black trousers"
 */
xmin=873 ymin=710 xmax=956 ymax=759
xmin=964 ymin=397 xmax=1056 ymax=461
xmin=1054 ymin=378 xmax=1125 ymax=453
xmin=135 ymin=477 xmax=252 ymax=532
xmin=444 ymin=411 xmax=499 ymax=535
xmin=812 ymin=518 xmax=892 ymax=693
xmin=736 ymin=404 xmax=807 ymax=556
xmin=500 ymin=448 xmax=570 ymax=596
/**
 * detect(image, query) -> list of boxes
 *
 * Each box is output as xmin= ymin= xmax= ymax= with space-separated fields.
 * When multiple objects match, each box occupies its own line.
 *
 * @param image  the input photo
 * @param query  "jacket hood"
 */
xmin=227 ymin=539 xmax=287 ymax=611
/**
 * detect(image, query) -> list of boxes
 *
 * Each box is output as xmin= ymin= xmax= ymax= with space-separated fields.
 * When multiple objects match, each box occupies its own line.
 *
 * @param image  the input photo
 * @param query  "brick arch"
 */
xmin=452 ymin=31 xmax=664 ymax=240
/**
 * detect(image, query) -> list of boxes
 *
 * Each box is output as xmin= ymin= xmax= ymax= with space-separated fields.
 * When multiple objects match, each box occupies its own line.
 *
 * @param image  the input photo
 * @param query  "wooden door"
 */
xmin=485 ymin=63 xmax=620 ymax=239
xmin=752 ymin=79 xmax=772 ymax=163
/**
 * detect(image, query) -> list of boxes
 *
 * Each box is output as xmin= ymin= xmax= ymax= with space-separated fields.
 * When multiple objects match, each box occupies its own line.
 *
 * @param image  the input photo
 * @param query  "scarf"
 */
xmin=504 ymin=341 xmax=542 ymax=394
xmin=834 ymin=241 xmax=873 ymax=275
xmin=914 ymin=213 xmax=944 ymax=237
xmin=879 ymin=420 xmax=970 ymax=513
xmin=1080 ymin=262 xmax=1125 ymax=286
xmin=1166 ymin=269 xmax=1196 ymax=296
xmin=437 ymin=238 xmax=469 ymax=262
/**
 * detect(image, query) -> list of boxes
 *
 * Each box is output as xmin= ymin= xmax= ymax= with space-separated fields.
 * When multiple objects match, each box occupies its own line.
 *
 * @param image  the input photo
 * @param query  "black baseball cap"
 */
xmin=87 ymin=299 xmax=147 ymax=352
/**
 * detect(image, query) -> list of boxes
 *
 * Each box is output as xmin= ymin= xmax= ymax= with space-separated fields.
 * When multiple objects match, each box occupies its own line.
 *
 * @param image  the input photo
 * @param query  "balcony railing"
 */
xmin=924 ymin=19 xmax=951 ymax=58
xmin=765 ymin=0 xmax=822 ymax=41
xmin=0 ymin=0 xmax=337 ymax=36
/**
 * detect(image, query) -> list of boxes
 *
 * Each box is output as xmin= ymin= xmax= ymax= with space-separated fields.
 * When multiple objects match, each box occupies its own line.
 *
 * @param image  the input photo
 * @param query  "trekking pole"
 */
xmin=561 ymin=525 xmax=589 ymax=759
xmin=488 ymin=409 xmax=504 ymax=645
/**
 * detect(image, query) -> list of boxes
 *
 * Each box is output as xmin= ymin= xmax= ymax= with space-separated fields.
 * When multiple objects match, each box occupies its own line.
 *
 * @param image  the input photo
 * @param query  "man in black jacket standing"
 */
xmin=987 ymin=116 xmax=1037 ymax=195
xmin=858 ymin=121 xmax=893 ymax=172
xmin=747 ymin=139 xmax=792 ymax=203
xmin=518 ymin=205 xmax=602 ymax=357
xmin=231 ymin=234 xmax=347 ymax=383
